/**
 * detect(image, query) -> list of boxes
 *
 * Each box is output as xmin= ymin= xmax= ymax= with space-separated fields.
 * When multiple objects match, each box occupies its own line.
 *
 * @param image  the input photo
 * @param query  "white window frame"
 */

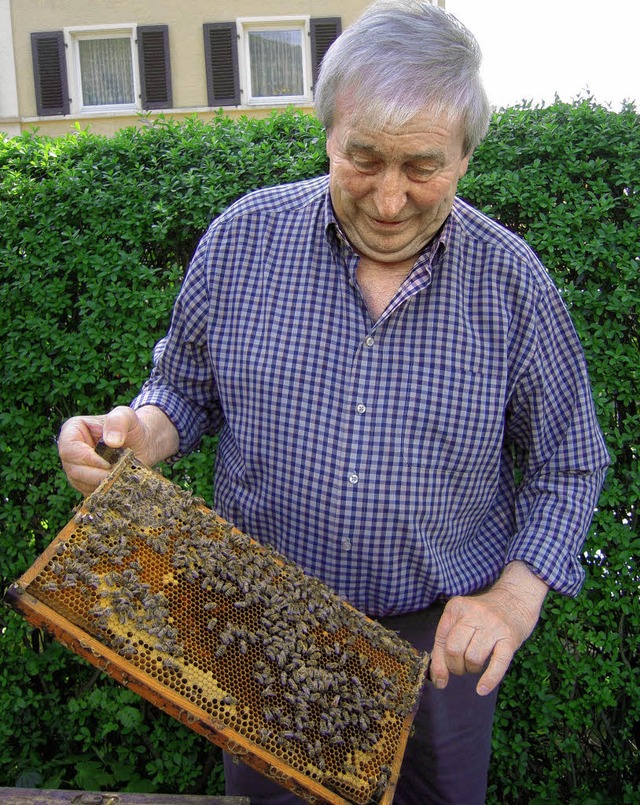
xmin=237 ymin=16 xmax=312 ymax=107
xmin=64 ymin=24 xmax=140 ymax=115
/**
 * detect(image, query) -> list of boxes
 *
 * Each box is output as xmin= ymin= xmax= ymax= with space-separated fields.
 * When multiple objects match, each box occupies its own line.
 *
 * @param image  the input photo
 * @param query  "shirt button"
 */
xmin=342 ymin=537 xmax=352 ymax=551
xmin=356 ymin=403 xmax=366 ymax=414
xmin=348 ymin=472 xmax=359 ymax=484
xmin=365 ymin=336 xmax=375 ymax=347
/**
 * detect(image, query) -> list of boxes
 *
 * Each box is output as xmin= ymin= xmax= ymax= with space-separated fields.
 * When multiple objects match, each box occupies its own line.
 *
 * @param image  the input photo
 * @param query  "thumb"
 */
xmin=102 ymin=406 xmax=144 ymax=451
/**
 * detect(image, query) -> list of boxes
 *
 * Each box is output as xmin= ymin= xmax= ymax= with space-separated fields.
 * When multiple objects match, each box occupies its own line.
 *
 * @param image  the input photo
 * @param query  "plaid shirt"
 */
xmin=133 ymin=176 xmax=609 ymax=616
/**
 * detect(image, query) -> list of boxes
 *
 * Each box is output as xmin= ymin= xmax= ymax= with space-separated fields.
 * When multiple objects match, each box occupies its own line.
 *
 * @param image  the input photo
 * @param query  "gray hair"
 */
xmin=314 ymin=0 xmax=491 ymax=155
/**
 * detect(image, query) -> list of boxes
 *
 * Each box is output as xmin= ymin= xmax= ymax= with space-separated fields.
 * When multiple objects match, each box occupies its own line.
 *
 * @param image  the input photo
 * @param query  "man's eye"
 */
xmin=352 ymin=158 xmax=379 ymax=173
xmin=407 ymin=166 xmax=435 ymax=181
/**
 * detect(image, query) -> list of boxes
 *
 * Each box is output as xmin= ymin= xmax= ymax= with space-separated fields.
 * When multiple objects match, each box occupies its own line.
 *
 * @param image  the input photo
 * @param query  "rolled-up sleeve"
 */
xmin=504 ymin=282 xmax=610 ymax=596
xmin=131 ymin=235 xmax=223 ymax=459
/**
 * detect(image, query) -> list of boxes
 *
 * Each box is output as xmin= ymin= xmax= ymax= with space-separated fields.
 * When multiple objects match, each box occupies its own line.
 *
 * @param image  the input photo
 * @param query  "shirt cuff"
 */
xmin=503 ymin=542 xmax=585 ymax=598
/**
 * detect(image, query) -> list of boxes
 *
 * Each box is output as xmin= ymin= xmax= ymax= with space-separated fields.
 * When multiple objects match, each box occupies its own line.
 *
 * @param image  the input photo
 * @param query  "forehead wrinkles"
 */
xmin=346 ymin=137 xmax=448 ymax=166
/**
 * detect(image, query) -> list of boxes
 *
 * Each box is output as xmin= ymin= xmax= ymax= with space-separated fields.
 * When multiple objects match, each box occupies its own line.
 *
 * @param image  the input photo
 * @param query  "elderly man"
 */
xmin=58 ymin=1 xmax=609 ymax=802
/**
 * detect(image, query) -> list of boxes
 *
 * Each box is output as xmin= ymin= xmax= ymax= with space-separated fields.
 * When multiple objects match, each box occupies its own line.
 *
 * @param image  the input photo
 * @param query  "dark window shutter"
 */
xmin=203 ymin=22 xmax=240 ymax=107
xmin=310 ymin=17 xmax=342 ymax=91
xmin=31 ymin=31 xmax=69 ymax=116
xmin=138 ymin=25 xmax=172 ymax=109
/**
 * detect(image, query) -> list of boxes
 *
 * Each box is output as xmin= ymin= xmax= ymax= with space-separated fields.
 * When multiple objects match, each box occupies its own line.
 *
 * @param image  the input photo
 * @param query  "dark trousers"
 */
xmin=224 ymin=603 xmax=498 ymax=804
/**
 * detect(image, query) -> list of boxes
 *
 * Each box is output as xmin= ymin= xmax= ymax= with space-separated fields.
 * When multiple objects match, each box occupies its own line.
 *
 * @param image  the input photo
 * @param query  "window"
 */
xmin=31 ymin=25 xmax=172 ymax=116
xmin=72 ymin=29 xmax=137 ymax=110
xmin=204 ymin=17 xmax=341 ymax=108
xmin=244 ymin=21 xmax=306 ymax=103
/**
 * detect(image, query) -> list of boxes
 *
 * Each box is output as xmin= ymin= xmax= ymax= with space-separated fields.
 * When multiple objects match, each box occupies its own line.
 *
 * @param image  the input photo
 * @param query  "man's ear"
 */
xmin=459 ymin=149 xmax=473 ymax=179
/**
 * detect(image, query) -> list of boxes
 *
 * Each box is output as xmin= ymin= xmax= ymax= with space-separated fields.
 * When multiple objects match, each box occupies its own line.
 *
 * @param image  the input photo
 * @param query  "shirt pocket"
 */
xmin=401 ymin=362 xmax=504 ymax=473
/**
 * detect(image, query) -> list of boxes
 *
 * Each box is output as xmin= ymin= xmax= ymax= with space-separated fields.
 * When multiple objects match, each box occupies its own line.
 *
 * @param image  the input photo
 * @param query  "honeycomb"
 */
xmin=7 ymin=451 xmax=428 ymax=805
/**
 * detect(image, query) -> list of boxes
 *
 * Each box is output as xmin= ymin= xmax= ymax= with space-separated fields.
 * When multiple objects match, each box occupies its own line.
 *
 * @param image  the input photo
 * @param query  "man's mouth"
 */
xmin=369 ymin=215 xmax=408 ymax=228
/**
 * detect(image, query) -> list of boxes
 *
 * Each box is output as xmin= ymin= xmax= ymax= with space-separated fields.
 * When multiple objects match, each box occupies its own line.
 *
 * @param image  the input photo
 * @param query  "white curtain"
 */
xmin=249 ymin=30 xmax=303 ymax=98
xmin=79 ymin=38 xmax=134 ymax=106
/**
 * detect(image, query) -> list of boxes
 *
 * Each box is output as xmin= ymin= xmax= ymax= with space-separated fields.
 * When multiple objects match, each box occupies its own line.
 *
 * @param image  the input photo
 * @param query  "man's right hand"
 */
xmin=57 ymin=405 xmax=178 ymax=496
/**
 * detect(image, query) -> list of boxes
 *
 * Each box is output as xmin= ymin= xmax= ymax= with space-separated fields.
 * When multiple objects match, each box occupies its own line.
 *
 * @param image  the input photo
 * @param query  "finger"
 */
xmin=462 ymin=645 xmax=488 ymax=675
xmin=462 ymin=626 xmax=500 ymax=675
xmin=476 ymin=638 xmax=515 ymax=696
xmin=429 ymin=618 xmax=451 ymax=689
xmin=58 ymin=415 xmax=113 ymax=495
xmin=65 ymin=463 xmax=112 ymax=497
xmin=443 ymin=622 xmax=478 ymax=676
xmin=58 ymin=417 xmax=111 ymax=469
xmin=429 ymin=605 xmax=462 ymax=689
xmin=102 ymin=405 xmax=141 ymax=448
xmin=58 ymin=416 xmax=104 ymax=453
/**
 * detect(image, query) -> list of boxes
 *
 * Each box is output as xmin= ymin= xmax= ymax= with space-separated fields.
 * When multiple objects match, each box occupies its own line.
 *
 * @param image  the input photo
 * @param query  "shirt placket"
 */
xmin=341 ymin=329 xmax=380 ymax=554
xmin=329 ymin=235 xmax=436 ymax=569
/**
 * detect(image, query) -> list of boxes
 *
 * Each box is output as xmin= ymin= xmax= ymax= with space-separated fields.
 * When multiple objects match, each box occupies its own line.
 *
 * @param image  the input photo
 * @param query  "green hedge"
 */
xmin=1 ymin=102 xmax=638 ymax=802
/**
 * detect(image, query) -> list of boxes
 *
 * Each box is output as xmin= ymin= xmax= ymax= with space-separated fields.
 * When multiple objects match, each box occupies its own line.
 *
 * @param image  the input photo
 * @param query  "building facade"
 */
xmin=1 ymin=0 xmax=445 ymax=138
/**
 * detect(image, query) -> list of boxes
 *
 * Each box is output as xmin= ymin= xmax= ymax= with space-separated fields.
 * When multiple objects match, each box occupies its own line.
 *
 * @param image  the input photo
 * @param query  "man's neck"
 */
xmin=355 ymin=255 xmax=416 ymax=321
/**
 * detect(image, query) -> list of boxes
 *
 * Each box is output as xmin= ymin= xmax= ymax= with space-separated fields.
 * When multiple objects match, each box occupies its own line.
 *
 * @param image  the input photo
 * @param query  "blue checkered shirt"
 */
xmin=132 ymin=176 xmax=609 ymax=616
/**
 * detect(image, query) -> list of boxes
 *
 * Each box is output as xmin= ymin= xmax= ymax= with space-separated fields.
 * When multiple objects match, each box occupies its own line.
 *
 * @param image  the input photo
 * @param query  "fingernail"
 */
xmin=105 ymin=431 xmax=123 ymax=446
xmin=477 ymin=684 xmax=489 ymax=696
xmin=434 ymin=678 xmax=446 ymax=690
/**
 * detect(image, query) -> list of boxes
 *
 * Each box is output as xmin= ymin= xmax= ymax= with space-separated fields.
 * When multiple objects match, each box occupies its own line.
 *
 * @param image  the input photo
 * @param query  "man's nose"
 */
xmin=373 ymin=170 xmax=407 ymax=219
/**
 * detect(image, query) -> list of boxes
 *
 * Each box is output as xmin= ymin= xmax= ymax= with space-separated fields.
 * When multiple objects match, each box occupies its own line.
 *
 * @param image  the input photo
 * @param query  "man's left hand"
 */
xmin=429 ymin=560 xmax=549 ymax=696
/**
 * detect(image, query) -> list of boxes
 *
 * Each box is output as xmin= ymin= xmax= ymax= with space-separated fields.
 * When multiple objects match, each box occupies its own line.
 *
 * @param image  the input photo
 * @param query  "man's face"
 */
xmin=327 ymin=101 xmax=471 ymax=265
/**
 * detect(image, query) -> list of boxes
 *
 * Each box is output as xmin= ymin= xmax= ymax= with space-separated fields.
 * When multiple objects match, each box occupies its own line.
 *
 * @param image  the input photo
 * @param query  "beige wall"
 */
xmin=6 ymin=0 xmax=373 ymax=136
xmin=0 ymin=0 xmax=19 ymax=135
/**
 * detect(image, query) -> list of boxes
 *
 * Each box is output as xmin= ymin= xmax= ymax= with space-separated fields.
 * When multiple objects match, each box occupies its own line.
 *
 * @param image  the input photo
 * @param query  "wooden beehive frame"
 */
xmin=6 ymin=451 xmax=428 ymax=805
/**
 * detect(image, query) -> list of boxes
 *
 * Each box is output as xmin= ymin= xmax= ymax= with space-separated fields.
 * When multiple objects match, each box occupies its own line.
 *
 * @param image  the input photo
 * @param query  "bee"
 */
xmin=79 ymin=571 xmax=100 ymax=589
xmin=117 ymin=609 xmax=135 ymax=625
xmin=219 ymin=630 xmax=234 ymax=646
xmin=90 ymin=605 xmax=113 ymax=619
xmin=148 ymin=536 xmax=168 ymax=554
xmin=157 ymin=641 xmax=183 ymax=657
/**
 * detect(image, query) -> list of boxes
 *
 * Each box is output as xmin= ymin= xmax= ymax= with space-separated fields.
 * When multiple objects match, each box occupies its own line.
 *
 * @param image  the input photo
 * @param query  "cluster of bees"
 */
xmin=30 ymin=455 xmax=424 ymax=804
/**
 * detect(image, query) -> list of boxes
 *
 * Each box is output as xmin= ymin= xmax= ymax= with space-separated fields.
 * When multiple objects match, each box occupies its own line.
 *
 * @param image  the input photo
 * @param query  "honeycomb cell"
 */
xmin=16 ymin=451 xmax=427 ymax=805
